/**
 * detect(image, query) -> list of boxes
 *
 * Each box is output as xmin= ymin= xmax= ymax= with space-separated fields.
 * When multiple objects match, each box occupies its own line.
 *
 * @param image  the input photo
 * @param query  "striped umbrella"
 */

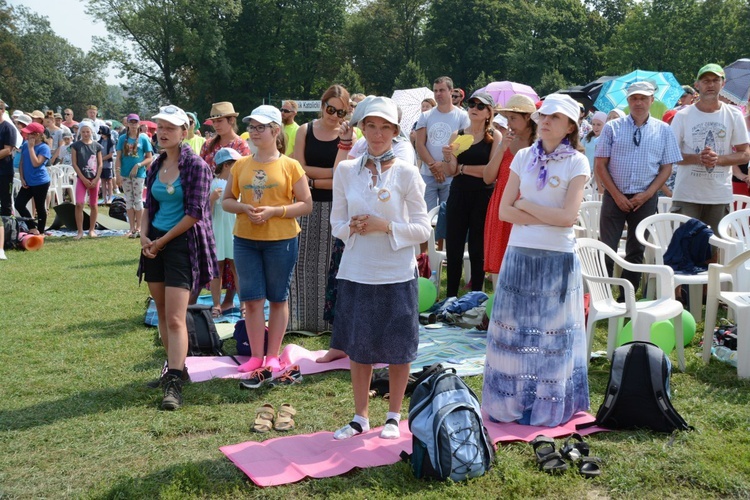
xmin=593 ymin=70 xmax=683 ymax=113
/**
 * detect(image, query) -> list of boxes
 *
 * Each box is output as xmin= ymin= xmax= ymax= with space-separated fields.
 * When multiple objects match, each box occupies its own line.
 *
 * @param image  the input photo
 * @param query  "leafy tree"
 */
xmin=334 ymin=62 xmax=365 ymax=95
xmin=394 ymin=60 xmax=429 ymax=90
xmin=88 ymin=0 xmax=242 ymax=108
xmin=0 ymin=0 xmax=23 ymax=108
xmin=469 ymin=71 xmax=490 ymax=95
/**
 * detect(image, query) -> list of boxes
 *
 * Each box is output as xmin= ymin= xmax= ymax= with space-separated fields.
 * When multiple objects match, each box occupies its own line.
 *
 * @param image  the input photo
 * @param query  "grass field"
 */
xmin=1 ymin=231 xmax=749 ymax=499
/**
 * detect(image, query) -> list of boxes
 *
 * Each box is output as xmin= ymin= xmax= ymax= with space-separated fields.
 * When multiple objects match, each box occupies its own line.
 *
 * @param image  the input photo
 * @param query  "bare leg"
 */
xmin=134 ymin=208 xmax=143 ymax=233
xmin=126 ymin=208 xmax=135 ymax=234
xmin=74 ymin=203 xmax=84 ymax=239
xmin=350 ymin=360 xmax=374 ymax=419
xmin=163 ymin=286 xmax=191 ymax=371
xmin=220 ymin=260 xmax=236 ymax=311
xmin=387 ymin=363 xmax=411 ymax=414
xmin=316 ymin=348 xmax=347 ymax=363
xmin=88 ymin=200 xmax=98 ymax=237
xmin=266 ymin=301 xmax=288 ymax=358
xmin=210 ymin=260 xmax=225 ymax=315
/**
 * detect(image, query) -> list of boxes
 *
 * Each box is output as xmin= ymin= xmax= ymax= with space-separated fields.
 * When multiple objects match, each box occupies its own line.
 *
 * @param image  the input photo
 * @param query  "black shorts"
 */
xmin=142 ymin=228 xmax=192 ymax=289
xmin=101 ymin=166 xmax=114 ymax=179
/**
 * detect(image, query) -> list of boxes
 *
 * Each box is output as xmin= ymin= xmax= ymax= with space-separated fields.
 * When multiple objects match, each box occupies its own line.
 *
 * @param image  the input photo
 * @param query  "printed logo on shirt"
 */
xmin=243 ymin=169 xmax=279 ymax=203
xmin=427 ymin=122 xmax=453 ymax=147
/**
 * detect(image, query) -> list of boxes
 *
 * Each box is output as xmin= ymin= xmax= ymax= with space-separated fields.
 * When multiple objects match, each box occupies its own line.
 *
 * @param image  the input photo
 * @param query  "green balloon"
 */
xmin=485 ymin=293 xmax=495 ymax=317
xmin=418 ymin=277 xmax=437 ymax=313
xmin=616 ymin=319 xmax=676 ymax=354
xmin=669 ymin=310 xmax=697 ymax=346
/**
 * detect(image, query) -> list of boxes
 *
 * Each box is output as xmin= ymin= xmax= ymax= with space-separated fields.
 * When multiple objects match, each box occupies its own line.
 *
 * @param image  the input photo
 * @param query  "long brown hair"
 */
xmin=566 ymin=120 xmax=583 ymax=151
xmin=319 ymin=85 xmax=350 ymax=119
xmin=207 ymin=115 xmax=239 ymax=151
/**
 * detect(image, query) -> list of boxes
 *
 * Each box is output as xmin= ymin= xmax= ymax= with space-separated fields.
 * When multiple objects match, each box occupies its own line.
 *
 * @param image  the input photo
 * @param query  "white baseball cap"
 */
xmin=152 ymin=104 xmax=190 ymax=127
xmin=532 ymin=94 xmax=580 ymax=125
xmin=242 ymin=105 xmax=282 ymax=126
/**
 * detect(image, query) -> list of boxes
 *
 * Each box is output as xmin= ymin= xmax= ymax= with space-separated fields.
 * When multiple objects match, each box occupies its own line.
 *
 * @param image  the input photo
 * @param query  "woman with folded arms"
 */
xmin=482 ymin=94 xmax=590 ymax=427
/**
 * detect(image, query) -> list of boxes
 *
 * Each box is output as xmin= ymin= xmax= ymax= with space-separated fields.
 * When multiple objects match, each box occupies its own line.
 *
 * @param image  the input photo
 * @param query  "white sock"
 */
xmin=0 ymin=249 xmax=6 ymax=260
xmin=333 ymin=414 xmax=370 ymax=440
xmin=380 ymin=412 xmax=401 ymax=439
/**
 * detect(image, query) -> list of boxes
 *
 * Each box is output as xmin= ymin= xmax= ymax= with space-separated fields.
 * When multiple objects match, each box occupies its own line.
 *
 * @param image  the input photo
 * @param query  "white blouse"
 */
xmin=331 ymin=158 xmax=430 ymax=284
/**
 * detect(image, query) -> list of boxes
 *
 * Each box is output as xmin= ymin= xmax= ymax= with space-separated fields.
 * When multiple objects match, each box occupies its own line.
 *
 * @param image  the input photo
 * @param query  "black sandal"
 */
xmin=530 ymin=435 xmax=568 ymax=474
xmin=561 ymin=433 xmax=602 ymax=478
xmin=578 ymin=456 xmax=603 ymax=478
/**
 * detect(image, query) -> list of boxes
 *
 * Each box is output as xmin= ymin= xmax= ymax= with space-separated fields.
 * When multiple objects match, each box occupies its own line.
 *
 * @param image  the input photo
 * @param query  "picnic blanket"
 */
xmin=220 ymin=412 xmax=604 ymax=487
xmin=144 ymin=294 xmax=263 ymax=327
xmin=185 ymin=324 xmax=487 ymax=382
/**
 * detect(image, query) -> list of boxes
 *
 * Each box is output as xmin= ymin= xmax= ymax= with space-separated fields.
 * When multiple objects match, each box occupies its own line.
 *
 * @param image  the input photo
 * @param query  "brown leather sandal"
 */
xmin=252 ymin=404 xmax=275 ymax=433
xmin=273 ymin=403 xmax=296 ymax=431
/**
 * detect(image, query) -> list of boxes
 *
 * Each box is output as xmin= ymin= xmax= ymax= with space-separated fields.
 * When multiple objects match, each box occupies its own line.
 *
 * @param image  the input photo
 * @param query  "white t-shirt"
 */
xmin=507 ymin=146 xmax=590 ymax=252
xmin=331 ymin=158 xmax=431 ymax=284
xmin=415 ymin=106 xmax=470 ymax=176
xmin=349 ymin=137 xmax=416 ymax=167
xmin=671 ymin=104 xmax=749 ymax=204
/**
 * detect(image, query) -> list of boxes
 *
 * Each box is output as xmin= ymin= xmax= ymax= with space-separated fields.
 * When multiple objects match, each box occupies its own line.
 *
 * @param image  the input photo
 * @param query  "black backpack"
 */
xmin=580 ymin=342 xmax=692 ymax=433
xmin=401 ymin=367 xmax=495 ymax=481
xmin=2 ymin=216 xmax=30 ymax=250
xmin=185 ymin=304 xmax=226 ymax=356
xmin=109 ymin=197 xmax=127 ymax=221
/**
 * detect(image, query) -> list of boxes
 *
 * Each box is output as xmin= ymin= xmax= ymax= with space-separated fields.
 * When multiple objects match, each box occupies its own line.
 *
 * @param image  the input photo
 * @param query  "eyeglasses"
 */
xmin=247 ymin=124 xmax=271 ymax=133
xmin=325 ymin=102 xmax=347 ymax=119
xmin=64 ymin=112 xmax=72 ymax=116
xmin=452 ymin=94 xmax=462 ymax=99
xmin=280 ymin=108 xmax=293 ymax=113
xmin=467 ymin=101 xmax=488 ymax=111
xmin=633 ymin=127 xmax=641 ymax=147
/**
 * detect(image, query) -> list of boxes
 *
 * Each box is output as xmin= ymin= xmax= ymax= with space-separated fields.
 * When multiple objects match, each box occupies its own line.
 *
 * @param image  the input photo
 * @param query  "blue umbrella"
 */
xmin=593 ymin=70 xmax=683 ymax=113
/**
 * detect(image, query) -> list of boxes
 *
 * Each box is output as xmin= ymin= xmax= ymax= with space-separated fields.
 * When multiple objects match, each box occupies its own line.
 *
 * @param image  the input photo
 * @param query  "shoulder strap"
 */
xmin=646 ymin=344 xmax=692 ymax=431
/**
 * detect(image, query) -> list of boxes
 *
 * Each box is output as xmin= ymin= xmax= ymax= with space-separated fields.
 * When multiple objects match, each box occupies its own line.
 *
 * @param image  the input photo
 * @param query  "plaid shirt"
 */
xmin=139 ymin=143 xmax=218 ymax=291
xmin=595 ymin=114 xmax=682 ymax=194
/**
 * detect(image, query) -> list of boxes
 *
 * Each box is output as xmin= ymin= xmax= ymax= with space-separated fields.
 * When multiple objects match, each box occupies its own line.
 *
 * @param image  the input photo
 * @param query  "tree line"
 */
xmin=2 ymin=0 xmax=748 ymax=121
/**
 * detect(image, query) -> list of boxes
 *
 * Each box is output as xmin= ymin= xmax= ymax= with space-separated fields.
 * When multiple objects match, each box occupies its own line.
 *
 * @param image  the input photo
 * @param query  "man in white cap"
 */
xmin=0 ymin=97 xmax=18 ymax=217
xmin=670 ymin=63 xmax=750 ymax=233
xmin=595 ymin=81 xmax=682 ymax=296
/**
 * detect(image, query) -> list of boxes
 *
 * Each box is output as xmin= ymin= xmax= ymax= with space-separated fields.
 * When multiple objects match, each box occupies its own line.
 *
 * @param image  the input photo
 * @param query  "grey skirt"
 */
xmin=331 ymin=277 xmax=419 ymax=365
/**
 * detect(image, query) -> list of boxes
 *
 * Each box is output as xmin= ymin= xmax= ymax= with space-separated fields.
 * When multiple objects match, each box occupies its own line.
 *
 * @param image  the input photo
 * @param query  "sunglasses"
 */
xmin=467 ymin=101 xmax=489 ymax=111
xmin=247 ymin=124 xmax=271 ymax=133
xmin=633 ymin=127 xmax=641 ymax=147
xmin=280 ymin=108 xmax=293 ymax=113
xmin=452 ymin=94 xmax=462 ymax=98
xmin=325 ymin=102 xmax=347 ymax=119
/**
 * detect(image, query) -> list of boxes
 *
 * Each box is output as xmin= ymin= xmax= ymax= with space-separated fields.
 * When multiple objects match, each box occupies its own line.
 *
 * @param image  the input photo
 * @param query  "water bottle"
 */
xmin=430 ymin=270 xmax=438 ymax=286
xmin=714 ymin=346 xmax=734 ymax=362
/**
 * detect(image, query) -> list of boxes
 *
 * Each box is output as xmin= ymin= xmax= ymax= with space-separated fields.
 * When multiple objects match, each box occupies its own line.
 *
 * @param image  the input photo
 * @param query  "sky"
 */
xmin=8 ymin=0 xmax=122 ymax=85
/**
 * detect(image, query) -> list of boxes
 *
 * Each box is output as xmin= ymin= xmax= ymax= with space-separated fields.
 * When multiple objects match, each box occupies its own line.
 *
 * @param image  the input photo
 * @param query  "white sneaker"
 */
xmin=0 ymin=249 xmax=7 ymax=260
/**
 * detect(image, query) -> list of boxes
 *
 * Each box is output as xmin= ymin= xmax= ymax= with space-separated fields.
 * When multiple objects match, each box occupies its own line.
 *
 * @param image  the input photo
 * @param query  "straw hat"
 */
xmin=496 ymin=95 xmax=537 ymax=115
xmin=208 ymin=101 xmax=239 ymax=119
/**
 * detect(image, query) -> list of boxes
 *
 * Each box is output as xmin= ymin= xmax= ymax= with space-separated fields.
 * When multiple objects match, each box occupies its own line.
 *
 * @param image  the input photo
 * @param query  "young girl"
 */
xmin=222 ymin=105 xmax=312 ymax=375
xmin=98 ymin=126 xmax=116 ymax=204
xmin=583 ymin=111 xmax=606 ymax=190
xmin=209 ymin=147 xmax=242 ymax=317
xmin=139 ymin=105 xmax=218 ymax=410
xmin=482 ymin=94 xmax=590 ymax=427
xmin=70 ymin=122 xmax=103 ymax=239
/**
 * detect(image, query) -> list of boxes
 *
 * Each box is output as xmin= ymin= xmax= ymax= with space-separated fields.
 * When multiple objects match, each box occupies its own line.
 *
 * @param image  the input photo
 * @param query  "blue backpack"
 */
xmin=401 ymin=367 xmax=495 ymax=481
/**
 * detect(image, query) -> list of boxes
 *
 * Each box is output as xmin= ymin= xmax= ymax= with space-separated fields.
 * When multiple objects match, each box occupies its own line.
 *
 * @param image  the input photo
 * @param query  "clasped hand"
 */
xmin=244 ymin=204 xmax=274 ymax=224
xmin=140 ymin=236 xmax=162 ymax=258
xmin=348 ymin=214 xmax=387 ymax=236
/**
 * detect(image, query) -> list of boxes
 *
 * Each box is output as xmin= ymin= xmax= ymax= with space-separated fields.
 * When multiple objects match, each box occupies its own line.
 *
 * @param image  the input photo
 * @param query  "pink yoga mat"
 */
xmin=184 ymin=344 xmax=386 ymax=383
xmin=220 ymin=412 xmax=605 ymax=487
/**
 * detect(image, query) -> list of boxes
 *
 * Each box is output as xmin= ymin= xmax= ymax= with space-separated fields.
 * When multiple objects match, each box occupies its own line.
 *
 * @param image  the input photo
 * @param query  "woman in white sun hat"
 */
xmin=138 ymin=104 xmax=218 ymax=411
xmin=482 ymin=93 xmax=590 ymax=428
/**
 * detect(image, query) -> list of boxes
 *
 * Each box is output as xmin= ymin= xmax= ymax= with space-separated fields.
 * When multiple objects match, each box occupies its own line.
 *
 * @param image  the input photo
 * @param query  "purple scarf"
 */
xmin=527 ymin=138 xmax=577 ymax=190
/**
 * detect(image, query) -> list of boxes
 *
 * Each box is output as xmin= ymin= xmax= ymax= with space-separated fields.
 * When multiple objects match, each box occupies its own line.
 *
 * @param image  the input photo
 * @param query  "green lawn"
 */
xmin=1 ymin=233 xmax=749 ymax=499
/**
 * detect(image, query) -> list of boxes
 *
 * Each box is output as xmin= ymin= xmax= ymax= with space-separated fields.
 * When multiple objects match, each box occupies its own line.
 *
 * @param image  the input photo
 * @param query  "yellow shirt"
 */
xmin=284 ymin=122 xmax=299 ymax=156
xmin=185 ymin=135 xmax=206 ymax=155
xmin=231 ymin=155 xmax=305 ymax=241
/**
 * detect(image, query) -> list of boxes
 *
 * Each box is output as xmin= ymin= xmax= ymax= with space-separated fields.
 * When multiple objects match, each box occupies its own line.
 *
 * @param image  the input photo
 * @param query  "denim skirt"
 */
xmin=482 ymin=246 xmax=590 ymax=427
xmin=331 ymin=277 xmax=419 ymax=365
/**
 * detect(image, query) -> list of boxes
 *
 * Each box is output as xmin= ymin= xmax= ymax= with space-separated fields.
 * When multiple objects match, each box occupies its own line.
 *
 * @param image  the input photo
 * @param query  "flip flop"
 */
xmin=273 ymin=403 xmax=296 ymax=431
xmin=252 ymin=404 xmax=275 ymax=433
xmin=530 ymin=435 xmax=568 ymax=474
xmin=211 ymin=306 xmax=222 ymax=319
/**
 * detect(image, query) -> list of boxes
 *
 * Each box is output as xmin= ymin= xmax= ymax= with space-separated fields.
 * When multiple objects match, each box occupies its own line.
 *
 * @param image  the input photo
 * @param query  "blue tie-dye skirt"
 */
xmin=482 ymin=246 xmax=590 ymax=427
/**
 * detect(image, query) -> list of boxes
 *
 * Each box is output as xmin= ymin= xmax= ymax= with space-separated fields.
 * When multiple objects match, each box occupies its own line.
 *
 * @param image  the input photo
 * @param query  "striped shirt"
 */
xmin=595 ymin=114 xmax=682 ymax=194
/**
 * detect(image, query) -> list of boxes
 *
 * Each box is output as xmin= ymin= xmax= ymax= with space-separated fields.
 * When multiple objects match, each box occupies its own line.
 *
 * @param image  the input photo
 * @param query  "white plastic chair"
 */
xmin=636 ymin=213 xmax=729 ymax=323
xmin=574 ymin=201 xmax=602 ymax=239
xmin=657 ymin=196 xmax=672 ymax=214
xmin=46 ymin=165 xmax=65 ymax=207
xmin=732 ymin=194 xmax=750 ymax=212
xmin=426 ymin=206 xmax=471 ymax=293
xmin=576 ymin=238 xmax=685 ymax=369
xmin=703 ymin=248 xmax=750 ymax=378
xmin=59 ymin=166 xmax=77 ymax=204
xmin=709 ymin=208 xmax=750 ymax=291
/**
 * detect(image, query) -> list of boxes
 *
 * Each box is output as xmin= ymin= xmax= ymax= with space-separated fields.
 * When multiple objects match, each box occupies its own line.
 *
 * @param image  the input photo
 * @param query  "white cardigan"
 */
xmin=331 ymin=158 xmax=430 ymax=284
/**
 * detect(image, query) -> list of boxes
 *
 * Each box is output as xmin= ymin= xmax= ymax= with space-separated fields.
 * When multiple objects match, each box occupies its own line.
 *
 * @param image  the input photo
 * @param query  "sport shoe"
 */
xmin=161 ymin=374 xmax=183 ymax=410
xmin=147 ymin=363 xmax=190 ymax=389
xmin=239 ymin=366 xmax=273 ymax=389
xmin=269 ymin=365 xmax=302 ymax=387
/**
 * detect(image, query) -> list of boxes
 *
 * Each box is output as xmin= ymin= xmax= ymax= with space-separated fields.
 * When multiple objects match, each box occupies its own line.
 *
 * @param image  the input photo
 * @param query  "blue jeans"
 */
xmin=422 ymin=173 xmax=452 ymax=211
xmin=234 ymin=236 xmax=299 ymax=302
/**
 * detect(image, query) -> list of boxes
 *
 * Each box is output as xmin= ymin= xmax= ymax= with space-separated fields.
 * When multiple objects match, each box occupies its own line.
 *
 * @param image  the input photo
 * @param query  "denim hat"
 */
xmin=242 ymin=105 xmax=282 ymax=126
xmin=214 ymin=147 xmax=243 ymax=166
